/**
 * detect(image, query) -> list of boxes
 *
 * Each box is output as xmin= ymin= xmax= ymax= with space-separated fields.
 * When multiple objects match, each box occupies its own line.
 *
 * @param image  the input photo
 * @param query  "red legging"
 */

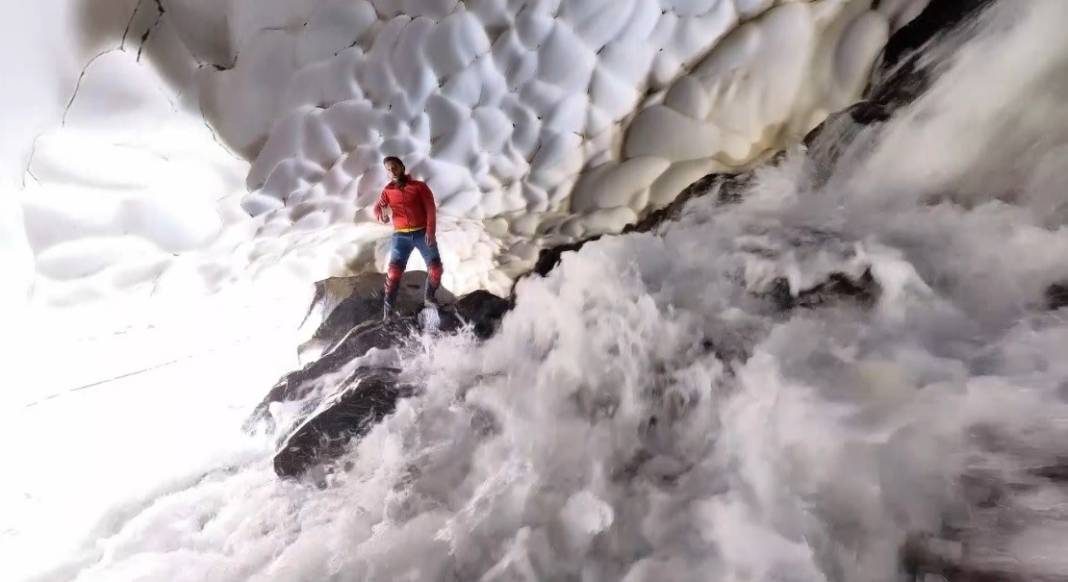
xmin=383 ymin=230 xmax=443 ymax=300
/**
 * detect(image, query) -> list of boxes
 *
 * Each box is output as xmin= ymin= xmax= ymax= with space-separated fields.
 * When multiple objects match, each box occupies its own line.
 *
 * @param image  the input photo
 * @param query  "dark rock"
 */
xmin=451 ymin=290 xmax=513 ymax=339
xmin=273 ymin=367 xmax=416 ymax=478
xmin=871 ymin=0 xmax=996 ymax=108
xmin=298 ymin=271 xmax=454 ymax=364
xmin=250 ymin=273 xmax=511 ymax=478
xmin=246 ymin=316 xmax=421 ymax=432
xmin=794 ymin=270 xmax=880 ymax=309
xmin=901 ymin=532 xmax=1026 ymax=582
xmin=762 ymin=270 xmax=880 ymax=312
xmin=527 ymin=170 xmax=757 ymax=284
xmin=622 ymin=170 xmax=756 ymax=235
xmin=1030 ymin=460 xmax=1068 ymax=483
xmin=803 ymin=0 xmax=998 ymax=185
xmin=531 ymin=236 xmax=604 ymax=279
xmin=700 ymin=337 xmax=750 ymax=368
xmin=878 ymin=0 xmax=996 ymax=74
xmin=801 ymin=102 xmax=880 ymax=188
xmin=1045 ymin=282 xmax=1068 ymax=311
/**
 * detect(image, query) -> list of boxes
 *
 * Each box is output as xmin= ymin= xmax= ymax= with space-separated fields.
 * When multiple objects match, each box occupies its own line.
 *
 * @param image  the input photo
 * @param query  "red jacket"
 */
xmin=374 ymin=177 xmax=437 ymax=239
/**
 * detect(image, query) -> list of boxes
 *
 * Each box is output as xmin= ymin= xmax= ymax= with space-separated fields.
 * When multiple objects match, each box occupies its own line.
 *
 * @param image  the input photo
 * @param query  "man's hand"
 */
xmin=378 ymin=208 xmax=390 ymax=224
xmin=425 ymin=232 xmax=436 ymax=247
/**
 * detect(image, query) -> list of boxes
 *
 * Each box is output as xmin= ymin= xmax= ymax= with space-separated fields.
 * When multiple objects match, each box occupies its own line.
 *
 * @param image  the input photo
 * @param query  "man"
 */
xmin=374 ymin=156 xmax=444 ymax=318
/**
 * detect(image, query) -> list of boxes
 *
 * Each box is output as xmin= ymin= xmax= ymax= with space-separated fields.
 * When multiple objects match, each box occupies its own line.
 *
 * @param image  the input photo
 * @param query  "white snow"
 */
xmin=0 ymin=0 xmax=145 ymax=319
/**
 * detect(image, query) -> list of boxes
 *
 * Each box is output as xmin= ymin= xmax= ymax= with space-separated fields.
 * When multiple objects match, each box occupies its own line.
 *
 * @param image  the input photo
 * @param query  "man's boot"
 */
xmin=383 ymin=264 xmax=402 ymax=320
xmin=424 ymin=279 xmax=440 ymax=306
xmin=425 ymin=261 xmax=443 ymax=306
xmin=383 ymin=289 xmax=398 ymax=320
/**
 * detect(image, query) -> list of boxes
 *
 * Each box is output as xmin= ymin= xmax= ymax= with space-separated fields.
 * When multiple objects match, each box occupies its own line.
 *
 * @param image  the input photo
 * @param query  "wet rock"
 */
xmin=873 ymin=0 xmax=995 ymax=112
xmin=451 ymin=290 xmax=513 ymax=339
xmin=530 ymin=236 xmax=603 ymax=279
xmin=901 ymin=530 xmax=1034 ymax=582
xmin=804 ymin=0 xmax=998 ymax=183
xmin=273 ymin=367 xmax=416 ymax=478
xmin=528 ymin=170 xmax=756 ymax=283
xmin=1045 ymin=282 xmax=1068 ymax=311
xmin=761 ymin=269 xmax=880 ymax=312
xmin=251 ymin=273 xmax=511 ymax=478
xmin=297 ymin=271 xmax=454 ymax=365
xmin=621 ymin=170 xmax=756 ymax=235
xmin=246 ymin=316 xmax=420 ymax=432
xmin=1029 ymin=461 xmax=1068 ymax=483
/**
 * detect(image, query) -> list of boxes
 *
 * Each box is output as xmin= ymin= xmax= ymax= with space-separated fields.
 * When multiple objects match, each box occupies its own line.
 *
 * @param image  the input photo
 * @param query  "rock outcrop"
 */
xmin=251 ymin=271 xmax=510 ymax=478
xmin=528 ymin=171 xmax=757 ymax=285
xmin=762 ymin=270 xmax=880 ymax=312
xmin=296 ymin=271 xmax=455 ymax=365
xmin=1046 ymin=282 xmax=1068 ymax=311
xmin=272 ymin=367 xmax=415 ymax=479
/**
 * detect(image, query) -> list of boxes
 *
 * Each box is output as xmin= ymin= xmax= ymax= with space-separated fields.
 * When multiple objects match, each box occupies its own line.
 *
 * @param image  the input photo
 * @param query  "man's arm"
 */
xmin=373 ymin=188 xmax=389 ymax=224
xmin=420 ymin=182 xmax=437 ymax=245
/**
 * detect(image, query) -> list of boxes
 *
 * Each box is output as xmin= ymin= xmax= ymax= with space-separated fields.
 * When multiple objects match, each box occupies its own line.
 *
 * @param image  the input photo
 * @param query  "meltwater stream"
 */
xmin=9 ymin=2 xmax=1068 ymax=580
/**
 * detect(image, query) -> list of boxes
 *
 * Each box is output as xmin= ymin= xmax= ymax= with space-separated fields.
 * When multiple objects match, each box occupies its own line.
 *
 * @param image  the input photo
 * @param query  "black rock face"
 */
xmin=622 ymin=170 xmax=756 ymax=235
xmin=251 ymin=273 xmax=511 ymax=478
xmin=529 ymin=236 xmax=603 ymax=280
xmin=763 ymin=270 xmax=880 ymax=312
xmin=525 ymin=171 xmax=757 ymax=288
xmin=451 ymin=290 xmax=513 ymax=339
xmin=247 ymin=316 xmax=419 ymax=431
xmin=878 ymin=0 xmax=996 ymax=74
xmin=273 ymin=367 xmax=416 ymax=479
xmin=868 ymin=0 xmax=998 ymax=113
xmin=298 ymin=272 xmax=453 ymax=364
xmin=1046 ymin=283 xmax=1068 ymax=311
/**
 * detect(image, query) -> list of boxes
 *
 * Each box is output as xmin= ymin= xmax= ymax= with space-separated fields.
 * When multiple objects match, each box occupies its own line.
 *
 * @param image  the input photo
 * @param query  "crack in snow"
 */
xmin=60 ymin=49 xmax=118 ymax=127
xmin=137 ymin=0 xmax=167 ymax=62
xmin=120 ymin=0 xmax=147 ymax=51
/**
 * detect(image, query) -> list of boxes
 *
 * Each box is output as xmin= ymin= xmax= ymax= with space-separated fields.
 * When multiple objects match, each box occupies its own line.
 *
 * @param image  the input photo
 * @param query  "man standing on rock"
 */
xmin=374 ymin=156 xmax=444 ymax=318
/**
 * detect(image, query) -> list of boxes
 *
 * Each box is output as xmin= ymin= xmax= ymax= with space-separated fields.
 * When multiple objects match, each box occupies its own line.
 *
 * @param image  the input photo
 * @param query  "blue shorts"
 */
xmin=389 ymin=229 xmax=441 ymax=268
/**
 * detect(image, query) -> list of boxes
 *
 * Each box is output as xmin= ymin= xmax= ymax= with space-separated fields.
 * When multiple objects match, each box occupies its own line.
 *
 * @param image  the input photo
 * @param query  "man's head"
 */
xmin=383 ymin=156 xmax=405 ymax=181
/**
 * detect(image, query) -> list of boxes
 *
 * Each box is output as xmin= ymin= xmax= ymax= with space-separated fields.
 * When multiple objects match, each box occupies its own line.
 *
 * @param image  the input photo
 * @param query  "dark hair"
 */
xmin=383 ymin=156 xmax=407 ymax=185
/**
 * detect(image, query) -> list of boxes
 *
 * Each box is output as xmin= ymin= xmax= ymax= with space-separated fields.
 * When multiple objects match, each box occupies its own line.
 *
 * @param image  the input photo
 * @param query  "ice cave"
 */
xmin=6 ymin=0 xmax=1068 ymax=580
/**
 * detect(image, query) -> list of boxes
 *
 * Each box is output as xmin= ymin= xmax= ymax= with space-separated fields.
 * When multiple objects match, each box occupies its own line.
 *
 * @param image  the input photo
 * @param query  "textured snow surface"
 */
xmin=229 ymin=0 xmax=898 ymax=261
xmin=5 ymin=0 xmax=919 ymax=311
xmin=0 ymin=0 xmax=148 ymax=316
xmin=9 ymin=2 xmax=1068 ymax=581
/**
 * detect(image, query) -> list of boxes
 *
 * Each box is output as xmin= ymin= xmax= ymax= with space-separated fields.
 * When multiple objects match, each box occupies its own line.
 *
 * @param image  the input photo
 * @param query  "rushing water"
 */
xmin=8 ymin=2 xmax=1068 ymax=580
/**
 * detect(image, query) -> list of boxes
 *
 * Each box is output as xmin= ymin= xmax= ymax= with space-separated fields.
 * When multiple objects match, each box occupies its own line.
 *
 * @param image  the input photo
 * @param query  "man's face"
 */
xmin=385 ymin=160 xmax=404 ymax=179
